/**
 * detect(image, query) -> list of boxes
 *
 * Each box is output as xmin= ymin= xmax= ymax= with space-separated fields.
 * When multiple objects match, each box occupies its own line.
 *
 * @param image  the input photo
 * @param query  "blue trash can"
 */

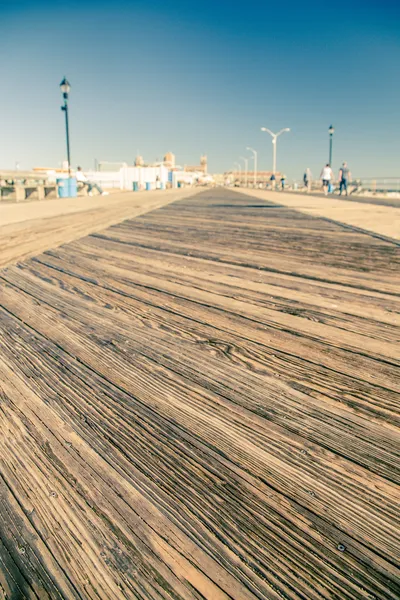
xmin=133 ymin=182 xmax=139 ymax=192
xmin=57 ymin=178 xmax=68 ymax=198
xmin=146 ymin=182 xmax=151 ymax=191
xmin=57 ymin=177 xmax=77 ymax=198
xmin=68 ymin=178 xmax=77 ymax=197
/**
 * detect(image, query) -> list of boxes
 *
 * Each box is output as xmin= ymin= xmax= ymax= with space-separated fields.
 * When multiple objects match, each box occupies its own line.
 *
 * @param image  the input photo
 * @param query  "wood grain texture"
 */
xmin=0 ymin=189 xmax=196 ymax=269
xmin=0 ymin=188 xmax=399 ymax=599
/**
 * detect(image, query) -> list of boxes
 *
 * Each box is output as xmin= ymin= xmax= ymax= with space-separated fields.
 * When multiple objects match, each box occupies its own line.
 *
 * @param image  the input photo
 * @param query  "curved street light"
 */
xmin=234 ymin=162 xmax=242 ymax=183
xmin=246 ymin=147 xmax=257 ymax=187
xmin=240 ymin=156 xmax=248 ymax=187
xmin=260 ymin=127 xmax=290 ymax=174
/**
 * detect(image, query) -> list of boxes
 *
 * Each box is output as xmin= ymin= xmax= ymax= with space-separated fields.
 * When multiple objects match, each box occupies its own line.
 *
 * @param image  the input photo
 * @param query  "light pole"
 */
xmin=329 ymin=125 xmax=335 ymax=166
xmin=230 ymin=165 xmax=236 ymax=183
xmin=60 ymin=78 xmax=71 ymax=176
xmin=247 ymin=147 xmax=257 ymax=187
xmin=240 ymin=156 xmax=248 ymax=187
xmin=260 ymin=127 xmax=290 ymax=175
xmin=234 ymin=162 xmax=242 ymax=184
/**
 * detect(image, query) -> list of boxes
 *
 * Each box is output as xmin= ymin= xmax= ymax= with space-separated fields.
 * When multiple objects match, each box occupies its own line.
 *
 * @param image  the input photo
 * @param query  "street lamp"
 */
xmin=60 ymin=77 xmax=71 ymax=176
xmin=234 ymin=162 xmax=242 ymax=183
xmin=329 ymin=125 xmax=335 ymax=166
xmin=246 ymin=147 xmax=257 ymax=187
xmin=260 ymin=127 xmax=290 ymax=175
xmin=240 ymin=156 xmax=248 ymax=187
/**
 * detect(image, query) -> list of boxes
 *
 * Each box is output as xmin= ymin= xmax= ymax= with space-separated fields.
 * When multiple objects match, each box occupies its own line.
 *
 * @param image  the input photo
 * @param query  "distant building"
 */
xmin=224 ymin=169 xmax=281 ymax=184
xmin=97 ymin=162 xmax=127 ymax=172
xmin=212 ymin=174 xmax=225 ymax=185
xmin=33 ymin=167 xmax=69 ymax=174
xmin=135 ymin=155 xmax=144 ymax=167
xmin=163 ymin=152 xmax=175 ymax=168
xmin=184 ymin=155 xmax=207 ymax=174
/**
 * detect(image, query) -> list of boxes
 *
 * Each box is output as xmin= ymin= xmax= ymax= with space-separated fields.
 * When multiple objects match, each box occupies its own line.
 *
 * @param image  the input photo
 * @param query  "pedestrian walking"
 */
xmin=303 ymin=168 xmax=312 ymax=192
xmin=270 ymin=173 xmax=276 ymax=190
xmin=75 ymin=167 xmax=109 ymax=196
xmin=320 ymin=163 xmax=334 ymax=196
xmin=280 ymin=175 xmax=286 ymax=190
xmin=339 ymin=162 xmax=351 ymax=196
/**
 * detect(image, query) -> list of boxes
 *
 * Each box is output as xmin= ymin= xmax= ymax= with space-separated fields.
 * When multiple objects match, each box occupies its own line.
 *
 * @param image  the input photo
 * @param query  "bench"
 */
xmin=0 ymin=183 xmax=58 ymax=202
xmin=77 ymin=182 xmax=88 ymax=196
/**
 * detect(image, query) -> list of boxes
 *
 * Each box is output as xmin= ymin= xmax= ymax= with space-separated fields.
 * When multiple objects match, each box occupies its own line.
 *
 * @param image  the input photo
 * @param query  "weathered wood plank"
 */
xmin=2 ymin=268 xmax=399 ymax=486
xmin=0 ymin=188 xmax=399 ymax=599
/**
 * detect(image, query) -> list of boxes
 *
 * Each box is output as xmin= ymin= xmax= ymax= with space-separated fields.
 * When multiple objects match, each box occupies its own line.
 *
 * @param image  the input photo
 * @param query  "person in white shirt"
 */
xmin=75 ymin=167 xmax=109 ymax=196
xmin=320 ymin=163 xmax=334 ymax=196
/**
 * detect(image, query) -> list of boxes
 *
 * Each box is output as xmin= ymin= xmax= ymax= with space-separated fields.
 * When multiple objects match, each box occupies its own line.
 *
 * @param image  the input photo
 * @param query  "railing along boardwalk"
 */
xmin=0 ymin=189 xmax=399 ymax=599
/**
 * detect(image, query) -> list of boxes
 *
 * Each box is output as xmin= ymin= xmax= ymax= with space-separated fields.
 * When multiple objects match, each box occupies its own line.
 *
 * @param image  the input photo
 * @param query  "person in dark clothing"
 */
xmin=339 ymin=162 xmax=351 ymax=196
xmin=303 ymin=168 xmax=312 ymax=192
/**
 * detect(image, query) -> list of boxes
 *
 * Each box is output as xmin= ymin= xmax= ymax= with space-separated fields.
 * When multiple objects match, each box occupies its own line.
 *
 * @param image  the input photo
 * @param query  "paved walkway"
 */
xmin=235 ymin=188 xmax=400 ymax=241
xmin=290 ymin=190 xmax=400 ymax=208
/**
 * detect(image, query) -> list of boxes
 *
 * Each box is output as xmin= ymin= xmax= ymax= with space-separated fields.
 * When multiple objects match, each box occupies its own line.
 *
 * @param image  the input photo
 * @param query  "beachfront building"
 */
xmin=184 ymin=155 xmax=207 ymax=175
xmin=225 ymin=169 xmax=282 ymax=186
xmin=163 ymin=152 xmax=176 ymax=168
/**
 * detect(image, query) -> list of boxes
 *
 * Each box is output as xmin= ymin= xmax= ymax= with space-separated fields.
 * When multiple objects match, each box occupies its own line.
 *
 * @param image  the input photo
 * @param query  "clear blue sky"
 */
xmin=1 ymin=0 xmax=399 ymax=178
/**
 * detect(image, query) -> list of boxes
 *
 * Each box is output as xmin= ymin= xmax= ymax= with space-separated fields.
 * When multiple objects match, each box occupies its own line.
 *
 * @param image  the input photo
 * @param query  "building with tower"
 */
xmin=184 ymin=154 xmax=207 ymax=174
xmin=163 ymin=152 xmax=176 ymax=168
xmin=135 ymin=155 xmax=144 ymax=167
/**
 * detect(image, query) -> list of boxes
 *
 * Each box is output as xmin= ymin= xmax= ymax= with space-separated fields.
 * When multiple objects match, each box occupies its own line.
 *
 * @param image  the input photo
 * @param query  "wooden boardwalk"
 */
xmin=0 ymin=188 xmax=399 ymax=599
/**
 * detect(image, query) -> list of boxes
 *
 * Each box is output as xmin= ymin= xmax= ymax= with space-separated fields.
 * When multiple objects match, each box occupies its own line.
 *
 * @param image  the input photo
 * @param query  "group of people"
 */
xmin=269 ymin=173 xmax=286 ymax=191
xmin=303 ymin=163 xmax=351 ymax=196
xmin=75 ymin=163 xmax=351 ymax=198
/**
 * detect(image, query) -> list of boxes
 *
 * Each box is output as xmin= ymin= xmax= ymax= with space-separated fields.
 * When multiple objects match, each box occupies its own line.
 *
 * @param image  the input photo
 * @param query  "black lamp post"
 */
xmin=60 ymin=78 xmax=71 ymax=176
xmin=328 ymin=124 xmax=335 ymax=166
